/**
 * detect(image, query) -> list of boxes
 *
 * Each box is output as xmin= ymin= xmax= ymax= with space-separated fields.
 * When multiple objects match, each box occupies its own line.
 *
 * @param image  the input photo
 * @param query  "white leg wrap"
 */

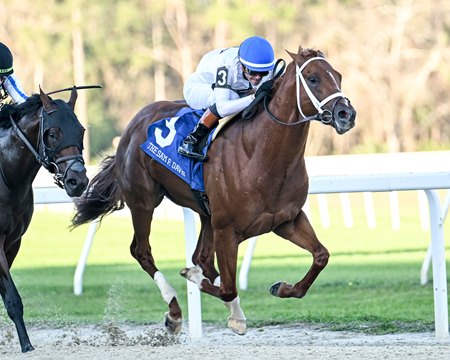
xmin=213 ymin=276 xmax=221 ymax=287
xmin=224 ymin=296 xmax=246 ymax=321
xmin=154 ymin=271 xmax=178 ymax=305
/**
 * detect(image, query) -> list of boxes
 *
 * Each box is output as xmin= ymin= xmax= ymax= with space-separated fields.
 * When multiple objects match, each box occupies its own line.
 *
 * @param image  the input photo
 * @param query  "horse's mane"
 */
xmin=0 ymin=94 xmax=43 ymax=129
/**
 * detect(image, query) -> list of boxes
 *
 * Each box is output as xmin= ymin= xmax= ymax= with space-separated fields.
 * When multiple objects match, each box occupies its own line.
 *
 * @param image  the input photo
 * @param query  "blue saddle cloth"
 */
xmin=140 ymin=108 xmax=210 ymax=192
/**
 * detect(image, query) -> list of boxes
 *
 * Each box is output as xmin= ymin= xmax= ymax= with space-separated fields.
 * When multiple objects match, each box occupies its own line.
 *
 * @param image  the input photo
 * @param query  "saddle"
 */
xmin=140 ymin=109 xmax=240 ymax=215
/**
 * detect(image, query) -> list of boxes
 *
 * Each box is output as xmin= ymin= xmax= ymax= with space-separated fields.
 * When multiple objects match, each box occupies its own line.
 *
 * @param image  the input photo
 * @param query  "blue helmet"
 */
xmin=238 ymin=36 xmax=275 ymax=72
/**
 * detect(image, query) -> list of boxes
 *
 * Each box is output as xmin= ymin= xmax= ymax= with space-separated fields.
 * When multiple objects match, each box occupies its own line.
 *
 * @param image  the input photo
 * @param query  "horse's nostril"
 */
xmin=67 ymin=179 xmax=78 ymax=187
xmin=65 ymin=179 xmax=87 ymax=197
xmin=338 ymin=110 xmax=350 ymax=120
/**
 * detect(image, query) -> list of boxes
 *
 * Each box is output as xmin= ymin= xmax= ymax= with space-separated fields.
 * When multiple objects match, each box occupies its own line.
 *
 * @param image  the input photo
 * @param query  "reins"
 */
xmin=9 ymin=112 xmax=47 ymax=168
xmin=242 ymin=59 xmax=286 ymax=120
xmin=263 ymin=94 xmax=320 ymax=126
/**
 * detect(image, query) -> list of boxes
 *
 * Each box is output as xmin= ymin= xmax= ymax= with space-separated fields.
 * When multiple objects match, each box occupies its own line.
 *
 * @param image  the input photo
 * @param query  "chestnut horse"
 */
xmin=72 ymin=47 xmax=356 ymax=335
xmin=0 ymin=88 xmax=88 ymax=352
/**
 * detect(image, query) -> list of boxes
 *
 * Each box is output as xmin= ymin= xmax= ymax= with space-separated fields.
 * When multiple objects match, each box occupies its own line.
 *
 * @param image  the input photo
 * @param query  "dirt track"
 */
xmin=1 ymin=322 xmax=449 ymax=360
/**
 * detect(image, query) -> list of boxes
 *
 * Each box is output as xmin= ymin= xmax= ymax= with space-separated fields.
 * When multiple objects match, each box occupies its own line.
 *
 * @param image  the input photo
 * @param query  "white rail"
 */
xmin=33 ymin=152 xmax=450 ymax=339
xmin=237 ymin=172 xmax=450 ymax=339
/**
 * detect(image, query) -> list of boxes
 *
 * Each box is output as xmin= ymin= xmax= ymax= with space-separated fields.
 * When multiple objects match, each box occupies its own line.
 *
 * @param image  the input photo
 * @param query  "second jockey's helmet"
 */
xmin=238 ymin=36 xmax=275 ymax=72
xmin=0 ymin=43 xmax=13 ymax=76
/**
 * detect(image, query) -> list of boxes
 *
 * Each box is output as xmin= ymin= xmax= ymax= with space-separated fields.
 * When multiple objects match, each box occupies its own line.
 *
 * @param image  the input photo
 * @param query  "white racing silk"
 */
xmin=183 ymin=47 xmax=272 ymax=117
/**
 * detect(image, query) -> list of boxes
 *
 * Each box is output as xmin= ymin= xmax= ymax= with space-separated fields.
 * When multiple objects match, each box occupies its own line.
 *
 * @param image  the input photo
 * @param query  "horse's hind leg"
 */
xmin=272 ymin=210 xmax=329 ymax=298
xmin=181 ymin=217 xmax=221 ymax=296
xmin=128 ymin=210 xmax=183 ymax=334
xmin=191 ymin=215 xmax=220 ymax=283
xmin=0 ymin=238 xmax=34 ymax=352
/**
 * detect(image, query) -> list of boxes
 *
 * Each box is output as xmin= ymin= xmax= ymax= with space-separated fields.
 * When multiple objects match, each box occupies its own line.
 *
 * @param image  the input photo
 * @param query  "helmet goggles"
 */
xmin=243 ymin=67 xmax=269 ymax=77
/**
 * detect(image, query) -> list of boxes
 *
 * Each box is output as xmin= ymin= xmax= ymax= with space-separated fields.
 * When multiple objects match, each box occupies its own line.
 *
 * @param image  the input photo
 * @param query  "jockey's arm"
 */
xmin=214 ymin=86 xmax=254 ymax=117
xmin=3 ymin=74 xmax=28 ymax=104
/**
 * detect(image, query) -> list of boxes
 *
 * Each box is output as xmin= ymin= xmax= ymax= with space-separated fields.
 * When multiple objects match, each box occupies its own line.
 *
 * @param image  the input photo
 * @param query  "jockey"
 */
xmin=0 ymin=42 xmax=28 ymax=105
xmin=178 ymin=36 xmax=276 ymax=161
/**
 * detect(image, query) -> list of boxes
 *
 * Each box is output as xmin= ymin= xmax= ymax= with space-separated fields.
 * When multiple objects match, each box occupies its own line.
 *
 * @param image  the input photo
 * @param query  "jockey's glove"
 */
xmin=255 ymin=79 xmax=274 ymax=98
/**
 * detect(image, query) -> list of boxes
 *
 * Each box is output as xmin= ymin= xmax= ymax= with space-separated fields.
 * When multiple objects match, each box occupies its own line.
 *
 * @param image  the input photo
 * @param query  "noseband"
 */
xmin=9 ymin=106 xmax=85 ymax=189
xmin=264 ymin=56 xmax=349 ymax=126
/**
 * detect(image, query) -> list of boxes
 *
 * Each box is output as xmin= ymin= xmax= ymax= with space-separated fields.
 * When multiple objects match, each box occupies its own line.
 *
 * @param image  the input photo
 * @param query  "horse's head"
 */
xmin=286 ymin=47 xmax=356 ymax=134
xmin=38 ymin=87 xmax=88 ymax=197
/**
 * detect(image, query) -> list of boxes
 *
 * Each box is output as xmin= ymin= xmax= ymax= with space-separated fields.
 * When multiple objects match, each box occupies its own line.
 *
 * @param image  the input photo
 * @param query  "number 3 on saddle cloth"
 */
xmin=140 ymin=107 xmax=218 ymax=213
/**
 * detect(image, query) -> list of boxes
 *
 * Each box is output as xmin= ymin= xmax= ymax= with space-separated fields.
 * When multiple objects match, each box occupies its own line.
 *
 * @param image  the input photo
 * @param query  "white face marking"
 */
xmin=326 ymin=70 xmax=341 ymax=90
xmin=326 ymin=70 xmax=349 ymax=106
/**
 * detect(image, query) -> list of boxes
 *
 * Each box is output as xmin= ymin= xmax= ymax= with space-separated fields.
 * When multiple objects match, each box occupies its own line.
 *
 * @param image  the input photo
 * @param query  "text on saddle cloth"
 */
xmin=140 ymin=108 xmax=237 ymax=192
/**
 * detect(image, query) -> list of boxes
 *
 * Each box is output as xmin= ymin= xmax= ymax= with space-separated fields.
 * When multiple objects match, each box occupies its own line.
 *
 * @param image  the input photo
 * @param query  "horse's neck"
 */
xmin=0 ymin=119 xmax=41 ymax=193
xmin=238 ymin=112 xmax=310 ymax=173
xmin=267 ymin=66 xmax=301 ymax=122
xmin=253 ymin=70 xmax=310 ymax=155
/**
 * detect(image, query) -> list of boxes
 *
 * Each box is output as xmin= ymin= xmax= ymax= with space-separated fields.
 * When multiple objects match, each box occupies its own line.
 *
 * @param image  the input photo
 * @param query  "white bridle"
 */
xmin=296 ymin=57 xmax=346 ymax=122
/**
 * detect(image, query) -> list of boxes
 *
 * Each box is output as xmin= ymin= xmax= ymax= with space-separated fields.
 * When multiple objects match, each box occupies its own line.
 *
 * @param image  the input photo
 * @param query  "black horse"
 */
xmin=0 ymin=87 xmax=89 ymax=352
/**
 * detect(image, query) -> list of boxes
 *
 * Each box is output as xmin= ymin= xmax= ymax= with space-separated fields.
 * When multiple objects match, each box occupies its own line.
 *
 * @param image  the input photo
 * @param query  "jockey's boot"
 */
xmin=178 ymin=108 xmax=220 ymax=161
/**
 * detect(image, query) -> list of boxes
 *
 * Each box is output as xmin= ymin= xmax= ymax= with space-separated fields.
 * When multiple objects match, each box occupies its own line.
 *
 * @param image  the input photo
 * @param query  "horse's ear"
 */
xmin=317 ymin=50 xmax=326 ymax=58
xmin=68 ymin=86 xmax=78 ymax=110
xmin=286 ymin=49 xmax=297 ymax=61
xmin=39 ymin=86 xmax=54 ymax=112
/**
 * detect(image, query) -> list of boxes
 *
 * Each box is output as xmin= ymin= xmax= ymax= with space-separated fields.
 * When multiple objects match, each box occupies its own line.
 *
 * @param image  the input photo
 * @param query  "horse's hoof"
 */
xmin=269 ymin=281 xmax=284 ymax=297
xmin=180 ymin=266 xmax=200 ymax=279
xmin=164 ymin=312 xmax=183 ymax=334
xmin=21 ymin=343 xmax=35 ymax=353
xmin=179 ymin=265 xmax=206 ymax=287
xmin=180 ymin=268 xmax=189 ymax=278
xmin=228 ymin=317 xmax=247 ymax=335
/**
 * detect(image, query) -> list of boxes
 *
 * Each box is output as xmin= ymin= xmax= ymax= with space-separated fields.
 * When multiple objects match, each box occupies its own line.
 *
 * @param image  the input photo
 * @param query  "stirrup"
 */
xmin=178 ymin=145 xmax=206 ymax=161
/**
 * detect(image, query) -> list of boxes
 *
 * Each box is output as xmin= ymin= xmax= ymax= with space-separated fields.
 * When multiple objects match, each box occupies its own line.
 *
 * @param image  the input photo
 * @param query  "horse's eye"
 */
xmin=48 ymin=130 xmax=57 ymax=141
xmin=307 ymin=75 xmax=318 ymax=85
xmin=44 ymin=128 xmax=60 ymax=148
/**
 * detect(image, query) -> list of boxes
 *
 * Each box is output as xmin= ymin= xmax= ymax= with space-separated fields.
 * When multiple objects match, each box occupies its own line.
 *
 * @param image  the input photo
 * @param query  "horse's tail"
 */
xmin=71 ymin=155 xmax=125 ymax=228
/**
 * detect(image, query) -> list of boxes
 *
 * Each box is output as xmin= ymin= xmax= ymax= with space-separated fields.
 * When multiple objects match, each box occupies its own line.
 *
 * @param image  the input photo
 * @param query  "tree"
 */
xmin=2 ymin=0 xmax=449 ymax=158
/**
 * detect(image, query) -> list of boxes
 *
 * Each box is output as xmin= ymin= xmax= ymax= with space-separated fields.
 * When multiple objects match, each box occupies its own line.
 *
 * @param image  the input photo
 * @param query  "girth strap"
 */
xmin=192 ymin=190 xmax=211 ymax=216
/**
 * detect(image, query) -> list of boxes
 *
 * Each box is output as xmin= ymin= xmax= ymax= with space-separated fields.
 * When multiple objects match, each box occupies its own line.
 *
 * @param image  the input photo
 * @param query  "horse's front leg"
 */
xmin=0 ymin=238 xmax=34 ymax=353
xmin=181 ymin=227 xmax=247 ymax=335
xmin=129 ymin=210 xmax=183 ymax=334
xmin=181 ymin=268 xmax=246 ymax=336
xmin=272 ymin=210 xmax=329 ymax=298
